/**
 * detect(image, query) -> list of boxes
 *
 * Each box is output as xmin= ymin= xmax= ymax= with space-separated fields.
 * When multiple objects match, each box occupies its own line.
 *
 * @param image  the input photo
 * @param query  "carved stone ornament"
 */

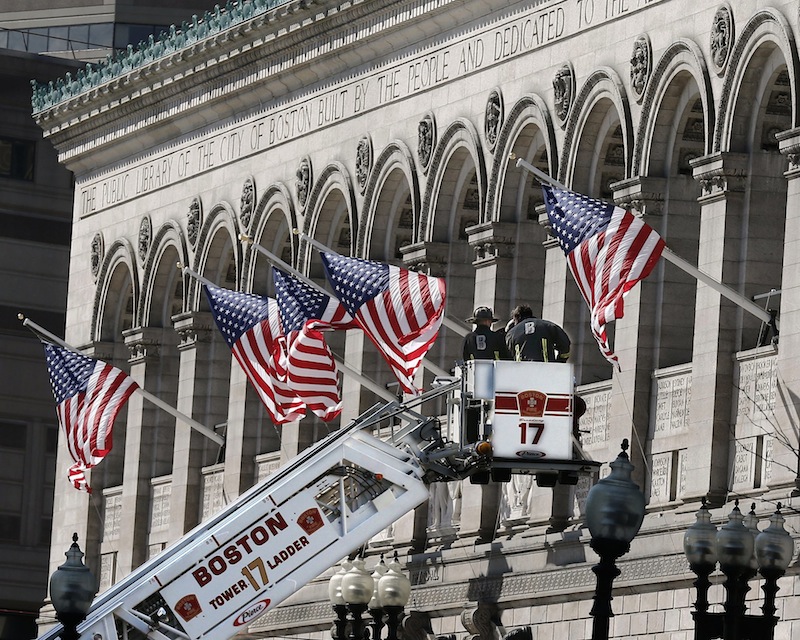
xmin=138 ymin=216 xmax=152 ymax=263
xmin=295 ymin=157 xmax=312 ymax=210
xmin=485 ymin=89 xmax=503 ymax=152
xmin=240 ymin=177 xmax=255 ymax=228
xmin=90 ymin=232 xmax=104 ymax=279
xmin=355 ymin=136 xmax=372 ymax=194
xmin=187 ymin=197 xmax=202 ymax=248
xmin=710 ymin=4 xmax=733 ymax=73
xmin=418 ymin=114 xmax=436 ymax=172
xmin=630 ymin=36 xmax=651 ymax=103
xmin=553 ymin=63 xmax=575 ymax=126
xmin=461 ymin=602 xmax=503 ymax=640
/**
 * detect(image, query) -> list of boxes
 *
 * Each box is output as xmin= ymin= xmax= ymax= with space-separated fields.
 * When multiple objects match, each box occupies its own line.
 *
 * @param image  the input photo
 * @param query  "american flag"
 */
xmin=543 ymin=185 xmax=665 ymax=367
xmin=273 ymin=267 xmax=357 ymax=422
xmin=320 ymin=252 xmax=446 ymax=394
xmin=43 ymin=342 xmax=139 ymax=493
xmin=203 ymin=283 xmax=306 ymax=424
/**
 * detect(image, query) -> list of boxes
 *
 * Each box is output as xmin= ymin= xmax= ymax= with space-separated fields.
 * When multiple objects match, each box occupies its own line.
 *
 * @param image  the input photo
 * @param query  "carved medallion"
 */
xmin=295 ymin=157 xmax=312 ymax=210
xmin=710 ymin=4 xmax=733 ymax=74
xmin=138 ymin=216 xmax=151 ymax=263
xmin=630 ymin=36 xmax=651 ymax=103
xmin=240 ymin=177 xmax=255 ymax=228
xmin=553 ymin=63 xmax=575 ymax=126
xmin=417 ymin=114 xmax=436 ymax=172
xmin=355 ymin=136 xmax=372 ymax=194
xmin=90 ymin=233 xmax=104 ymax=279
xmin=187 ymin=197 xmax=202 ymax=248
xmin=484 ymin=89 xmax=503 ymax=152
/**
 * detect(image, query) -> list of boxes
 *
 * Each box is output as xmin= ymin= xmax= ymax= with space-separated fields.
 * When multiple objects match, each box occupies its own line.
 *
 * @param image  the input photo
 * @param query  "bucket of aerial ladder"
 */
xmin=450 ymin=360 xmax=598 ymax=484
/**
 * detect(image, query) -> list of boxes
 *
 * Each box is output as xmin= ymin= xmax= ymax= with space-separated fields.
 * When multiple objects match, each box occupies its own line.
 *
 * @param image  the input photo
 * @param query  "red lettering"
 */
xmin=265 ymin=513 xmax=288 ymax=535
xmin=224 ymin=545 xmax=243 ymax=565
xmin=251 ymin=526 xmax=269 ymax=545
xmin=236 ymin=534 xmax=253 ymax=553
xmin=193 ymin=566 xmax=212 ymax=587
xmin=209 ymin=556 xmax=226 ymax=575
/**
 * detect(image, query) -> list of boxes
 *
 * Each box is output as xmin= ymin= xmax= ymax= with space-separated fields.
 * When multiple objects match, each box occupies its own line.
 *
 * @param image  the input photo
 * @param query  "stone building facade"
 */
xmin=32 ymin=0 xmax=800 ymax=637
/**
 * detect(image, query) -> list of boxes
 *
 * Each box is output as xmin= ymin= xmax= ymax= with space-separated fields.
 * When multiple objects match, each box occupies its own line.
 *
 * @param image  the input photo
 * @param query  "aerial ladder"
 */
xmin=38 ymin=361 xmax=599 ymax=640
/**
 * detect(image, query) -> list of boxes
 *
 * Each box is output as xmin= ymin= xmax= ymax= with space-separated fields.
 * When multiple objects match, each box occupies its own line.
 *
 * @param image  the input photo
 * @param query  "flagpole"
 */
xmin=20 ymin=314 xmax=225 ymax=447
xmin=240 ymin=234 xmax=453 ymax=379
xmin=515 ymin=157 xmax=775 ymax=327
xmin=297 ymin=232 xmax=470 ymax=338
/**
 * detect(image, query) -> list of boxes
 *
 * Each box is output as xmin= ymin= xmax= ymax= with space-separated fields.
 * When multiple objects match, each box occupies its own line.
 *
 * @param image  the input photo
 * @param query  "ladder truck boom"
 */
xmin=39 ymin=363 xmax=598 ymax=640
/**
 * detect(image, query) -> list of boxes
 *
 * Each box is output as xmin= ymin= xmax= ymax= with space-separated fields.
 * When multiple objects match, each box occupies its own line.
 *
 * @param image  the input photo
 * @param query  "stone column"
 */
xmin=117 ymin=327 xmax=170 ymax=576
xmin=686 ymin=152 xmax=749 ymax=505
xmin=466 ymin=221 xmax=519 ymax=319
xmin=771 ymin=130 xmax=800 ymax=490
xmin=607 ymin=177 xmax=666 ymax=490
xmin=168 ymin=311 xmax=222 ymax=542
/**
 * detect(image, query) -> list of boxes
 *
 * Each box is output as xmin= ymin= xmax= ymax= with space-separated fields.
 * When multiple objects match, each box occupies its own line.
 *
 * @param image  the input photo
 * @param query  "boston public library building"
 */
xmin=32 ymin=0 xmax=800 ymax=637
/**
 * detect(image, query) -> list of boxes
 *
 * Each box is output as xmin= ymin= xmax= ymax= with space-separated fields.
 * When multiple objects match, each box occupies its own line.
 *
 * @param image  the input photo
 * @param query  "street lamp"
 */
xmin=341 ymin=556 xmax=374 ymax=640
xmin=684 ymin=501 xmax=794 ymax=640
xmin=584 ymin=439 xmax=646 ymax=640
xmin=330 ymin=553 xmax=411 ymax=640
xmin=376 ymin=552 xmax=411 ymax=640
xmin=49 ymin=533 xmax=97 ymax=640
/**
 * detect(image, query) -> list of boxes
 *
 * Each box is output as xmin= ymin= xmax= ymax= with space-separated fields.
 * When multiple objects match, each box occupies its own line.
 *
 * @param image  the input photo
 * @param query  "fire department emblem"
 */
xmin=517 ymin=390 xmax=546 ymax=418
xmin=298 ymin=508 xmax=324 ymax=534
xmin=175 ymin=594 xmax=202 ymax=622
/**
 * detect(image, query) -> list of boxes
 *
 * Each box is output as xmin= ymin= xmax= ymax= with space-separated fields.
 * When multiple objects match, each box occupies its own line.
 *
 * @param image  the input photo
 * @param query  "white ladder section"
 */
xmin=40 ymin=404 xmax=430 ymax=640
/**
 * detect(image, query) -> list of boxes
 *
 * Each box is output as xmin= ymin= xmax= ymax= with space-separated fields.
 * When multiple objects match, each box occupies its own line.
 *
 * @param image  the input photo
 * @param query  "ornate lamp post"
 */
xmin=341 ymin=556 xmax=375 ymax=640
xmin=584 ymin=439 xmax=646 ymax=640
xmin=684 ymin=501 xmax=794 ymax=640
xmin=377 ymin=552 xmax=411 ymax=640
xmin=331 ymin=553 xmax=411 ymax=640
xmin=49 ymin=533 xmax=97 ymax=640
xmin=329 ymin=560 xmax=351 ymax=640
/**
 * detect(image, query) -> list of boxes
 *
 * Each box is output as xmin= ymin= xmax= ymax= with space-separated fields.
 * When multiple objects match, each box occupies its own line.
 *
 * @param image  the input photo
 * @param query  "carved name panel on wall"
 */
xmin=77 ymin=0 xmax=664 ymax=216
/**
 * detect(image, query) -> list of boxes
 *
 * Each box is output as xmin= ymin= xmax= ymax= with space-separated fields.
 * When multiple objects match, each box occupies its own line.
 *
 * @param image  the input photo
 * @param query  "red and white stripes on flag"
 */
xmin=543 ymin=185 xmax=665 ymax=367
xmin=43 ymin=342 xmax=139 ymax=493
xmin=203 ymin=283 xmax=306 ymax=424
xmin=273 ymin=268 xmax=358 ymax=422
xmin=320 ymin=252 xmax=446 ymax=394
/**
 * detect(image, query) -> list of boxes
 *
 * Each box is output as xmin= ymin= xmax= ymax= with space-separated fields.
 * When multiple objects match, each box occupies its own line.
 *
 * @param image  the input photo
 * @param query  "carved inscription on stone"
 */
xmin=99 ymin=552 xmax=116 ymax=592
xmin=150 ymin=481 xmax=172 ymax=531
xmin=654 ymin=369 xmax=691 ymax=435
xmin=577 ymin=385 xmax=611 ymax=447
xmin=732 ymin=438 xmax=757 ymax=489
xmin=735 ymin=352 xmax=777 ymax=429
xmin=103 ymin=490 xmax=123 ymax=541
xmin=649 ymin=452 xmax=672 ymax=504
xmin=201 ymin=468 xmax=225 ymax=520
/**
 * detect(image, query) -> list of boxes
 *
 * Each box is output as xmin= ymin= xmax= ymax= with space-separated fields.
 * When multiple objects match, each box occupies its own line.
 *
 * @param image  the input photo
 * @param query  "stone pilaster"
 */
xmin=466 ymin=221 xmax=519 ymax=320
xmin=605 ymin=176 xmax=666 ymax=490
xmin=168 ymin=311 xmax=222 ymax=541
xmin=686 ymin=152 xmax=749 ymax=505
xmin=116 ymin=327 xmax=172 ymax=576
xmin=771 ymin=128 xmax=800 ymax=491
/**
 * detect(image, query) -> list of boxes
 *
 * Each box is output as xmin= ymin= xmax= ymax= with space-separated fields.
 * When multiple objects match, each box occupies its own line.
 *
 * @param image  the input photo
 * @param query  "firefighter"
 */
xmin=505 ymin=304 xmax=570 ymax=363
